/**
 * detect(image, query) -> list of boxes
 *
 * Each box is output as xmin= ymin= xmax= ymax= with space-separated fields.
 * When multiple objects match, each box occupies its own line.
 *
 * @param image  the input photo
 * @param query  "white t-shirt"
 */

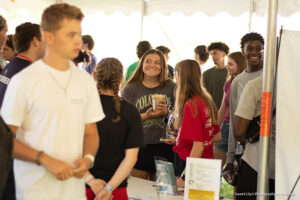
xmin=235 ymin=75 xmax=275 ymax=180
xmin=1 ymin=59 xmax=105 ymax=200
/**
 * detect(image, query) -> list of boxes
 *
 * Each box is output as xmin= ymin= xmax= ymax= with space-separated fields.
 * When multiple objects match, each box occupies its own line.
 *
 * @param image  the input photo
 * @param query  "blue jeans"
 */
xmin=214 ymin=121 xmax=229 ymax=152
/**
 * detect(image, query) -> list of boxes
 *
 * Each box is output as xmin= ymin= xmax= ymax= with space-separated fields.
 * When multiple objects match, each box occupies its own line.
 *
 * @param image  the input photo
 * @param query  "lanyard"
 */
xmin=17 ymin=54 xmax=33 ymax=63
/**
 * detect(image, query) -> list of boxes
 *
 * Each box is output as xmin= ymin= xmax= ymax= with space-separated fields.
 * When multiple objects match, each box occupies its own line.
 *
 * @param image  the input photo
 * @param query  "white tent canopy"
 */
xmin=1 ymin=0 xmax=300 ymax=16
xmin=1 ymin=0 xmax=300 ymax=67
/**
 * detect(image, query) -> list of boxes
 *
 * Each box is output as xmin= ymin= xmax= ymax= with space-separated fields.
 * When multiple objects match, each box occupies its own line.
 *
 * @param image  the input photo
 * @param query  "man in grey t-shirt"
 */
xmin=225 ymin=33 xmax=265 ymax=175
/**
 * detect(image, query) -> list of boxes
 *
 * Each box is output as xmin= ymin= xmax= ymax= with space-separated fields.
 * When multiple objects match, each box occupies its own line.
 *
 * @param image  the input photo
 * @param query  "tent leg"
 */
xmin=140 ymin=0 xmax=145 ymax=40
xmin=257 ymin=0 xmax=278 ymax=199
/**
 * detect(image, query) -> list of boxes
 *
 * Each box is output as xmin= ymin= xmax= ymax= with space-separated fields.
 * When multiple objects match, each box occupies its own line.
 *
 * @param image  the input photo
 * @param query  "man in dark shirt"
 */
xmin=203 ymin=42 xmax=229 ymax=109
xmin=0 ymin=22 xmax=45 ymax=107
xmin=81 ymin=34 xmax=97 ymax=74
xmin=0 ymin=22 xmax=45 ymax=200
xmin=156 ymin=45 xmax=174 ymax=80
xmin=0 ymin=15 xmax=8 ymax=72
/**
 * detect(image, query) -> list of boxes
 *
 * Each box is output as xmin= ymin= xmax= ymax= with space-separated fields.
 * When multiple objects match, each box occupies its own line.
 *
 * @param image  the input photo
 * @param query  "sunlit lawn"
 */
xmin=220 ymin=178 xmax=234 ymax=200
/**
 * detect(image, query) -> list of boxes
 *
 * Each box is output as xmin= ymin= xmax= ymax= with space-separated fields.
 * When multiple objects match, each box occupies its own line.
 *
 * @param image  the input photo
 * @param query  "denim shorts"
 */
xmin=214 ymin=121 xmax=229 ymax=152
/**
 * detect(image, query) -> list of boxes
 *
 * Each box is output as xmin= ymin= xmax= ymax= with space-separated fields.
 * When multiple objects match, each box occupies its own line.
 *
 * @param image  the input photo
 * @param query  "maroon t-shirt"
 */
xmin=173 ymin=95 xmax=220 ymax=160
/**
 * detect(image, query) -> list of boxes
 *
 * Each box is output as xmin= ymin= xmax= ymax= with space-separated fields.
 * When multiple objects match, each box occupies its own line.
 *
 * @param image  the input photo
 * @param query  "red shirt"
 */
xmin=173 ymin=95 xmax=220 ymax=161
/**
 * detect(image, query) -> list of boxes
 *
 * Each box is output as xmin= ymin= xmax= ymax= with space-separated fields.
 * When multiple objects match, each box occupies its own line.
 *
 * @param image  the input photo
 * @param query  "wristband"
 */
xmin=35 ymin=151 xmax=44 ymax=166
xmin=181 ymin=170 xmax=186 ymax=181
xmin=84 ymin=174 xmax=94 ymax=184
xmin=104 ymin=184 xmax=113 ymax=193
xmin=84 ymin=154 xmax=95 ymax=168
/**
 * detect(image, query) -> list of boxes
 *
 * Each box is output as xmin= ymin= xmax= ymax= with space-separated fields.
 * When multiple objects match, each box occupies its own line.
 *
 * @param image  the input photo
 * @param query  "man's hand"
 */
xmin=72 ymin=157 xmax=91 ymax=178
xmin=95 ymin=187 xmax=113 ymax=200
xmin=224 ymin=163 xmax=234 ymax=173
xmin=87 ymin=178 xmax=106 ymax=195
xmin=39 ymin=154 xmax=74 ymax=181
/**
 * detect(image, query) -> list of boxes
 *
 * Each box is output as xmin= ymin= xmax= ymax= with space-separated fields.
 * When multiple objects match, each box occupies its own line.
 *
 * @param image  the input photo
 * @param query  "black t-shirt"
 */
xmin=202 ymin=67 xmax=227 ymax=109
xmin=168 ymin=64 xmax=174 ymax=80
xmin=90 ymin=94 xmax=144 ymax=188
xmin=0 ymin=57 xmax=32 ymax=108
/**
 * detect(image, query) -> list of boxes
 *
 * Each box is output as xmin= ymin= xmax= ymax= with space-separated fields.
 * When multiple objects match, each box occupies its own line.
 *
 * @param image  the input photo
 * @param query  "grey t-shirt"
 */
xmin=235 ymin=75 xmax=275 ymax=179
xmin=202 ymin=67 xmax=227 ymax=109
xmin=226 ymin=69 xmax=262 ymax=163
xmin=121 ymin=81 xmax=176 ymax=144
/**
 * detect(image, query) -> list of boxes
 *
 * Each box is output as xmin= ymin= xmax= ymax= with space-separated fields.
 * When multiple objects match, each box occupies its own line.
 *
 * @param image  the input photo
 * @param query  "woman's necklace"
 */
xmin=47 ymin=67 xmax=72 ymax=96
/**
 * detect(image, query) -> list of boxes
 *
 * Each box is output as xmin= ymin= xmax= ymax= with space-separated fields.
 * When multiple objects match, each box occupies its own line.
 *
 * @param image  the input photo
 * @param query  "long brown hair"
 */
xmin=95 ymin=58 xmax=123 ymax=123
xmin=227 ymin=51 xmax=247 ymax=82
xmin=174 ymin=59 xmax=218 ymax=128
xmin=127 ymin=49 xmax=169 ymax=86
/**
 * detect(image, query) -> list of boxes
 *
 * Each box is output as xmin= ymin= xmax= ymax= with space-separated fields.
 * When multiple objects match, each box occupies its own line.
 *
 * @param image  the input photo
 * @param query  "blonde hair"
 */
xmin=95 ymin=58 xmax=123 ymax=123
xmin=174 ymin=59 xmax=218 ymax=129
xmin=41 ymin=3 xmax=84 ymax=32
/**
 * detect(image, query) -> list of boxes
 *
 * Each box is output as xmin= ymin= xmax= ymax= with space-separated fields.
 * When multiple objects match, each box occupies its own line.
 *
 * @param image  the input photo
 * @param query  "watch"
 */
xmin=84 ymin=154 xmax=95 ymax=168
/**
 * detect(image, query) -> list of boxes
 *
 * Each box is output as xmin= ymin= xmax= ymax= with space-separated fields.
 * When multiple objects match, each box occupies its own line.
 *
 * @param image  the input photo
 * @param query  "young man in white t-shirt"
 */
xmin=1 ymin=3 xmax=105 ymax=200
xmin=234 ymin=75 xmax=275 ymax=200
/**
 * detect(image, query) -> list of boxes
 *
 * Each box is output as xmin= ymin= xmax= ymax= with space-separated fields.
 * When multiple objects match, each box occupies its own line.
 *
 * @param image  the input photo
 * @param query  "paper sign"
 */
xmin=184 ymin=158 xmax=221 ymax=200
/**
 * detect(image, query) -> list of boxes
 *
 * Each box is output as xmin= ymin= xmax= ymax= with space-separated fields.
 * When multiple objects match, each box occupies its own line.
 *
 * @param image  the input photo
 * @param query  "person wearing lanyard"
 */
xmin=0 ymin=15 xmax=8 ymax=72
xmin=0 ymin=22 xmax=45 ymax=200
xmin=0 ymin=22 xmax=45 ymax=108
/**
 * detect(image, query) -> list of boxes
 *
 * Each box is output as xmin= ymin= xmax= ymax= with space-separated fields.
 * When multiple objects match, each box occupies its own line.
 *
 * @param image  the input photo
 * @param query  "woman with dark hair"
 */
xmin=84 ymin=58 xmax=144 ymax=200
xmin=214 ymin=52 xmax=246 ymax=168
xmin=122 ymin=49 xmax=176 ymax=181
xmin=172 ymin=59 xmax=221 ymax=188
xmin=2 ymin=35 xmax=16 ymax=62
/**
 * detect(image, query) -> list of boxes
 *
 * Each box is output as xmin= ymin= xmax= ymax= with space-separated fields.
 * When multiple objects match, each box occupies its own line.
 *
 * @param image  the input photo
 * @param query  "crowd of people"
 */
xmin=0 ymin=3 xmax=276 ymax=200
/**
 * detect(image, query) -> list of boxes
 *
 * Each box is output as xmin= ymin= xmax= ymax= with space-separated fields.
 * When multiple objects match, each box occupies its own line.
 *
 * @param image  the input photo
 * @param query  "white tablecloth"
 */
xmin=127 ymin=176 xmax=183 ymax=200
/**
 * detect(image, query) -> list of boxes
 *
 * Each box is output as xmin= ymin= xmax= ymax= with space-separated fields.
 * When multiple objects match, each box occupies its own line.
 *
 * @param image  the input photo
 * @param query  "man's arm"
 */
xmin=234 ymin=78 xmax=259 ymax=145
xmin=8 ymin=125 xmax=75 ymax=181
xmin=234 ymin=116 xmax=251 ymax=144
xmin=83 ymin=122 xmax=99 ymax=156
xmin=73 ymin=122 xmax=99 ymax=178
xmin=226 ymin=82 xmax=238 ymax=165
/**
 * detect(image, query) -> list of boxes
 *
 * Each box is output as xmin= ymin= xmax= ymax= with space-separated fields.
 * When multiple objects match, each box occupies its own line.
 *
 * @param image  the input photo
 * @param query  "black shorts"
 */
xmin=174 ymin=153 xmax=186 ymax=177
xmin=236 ymin=160 xmax=275 ymax=200
xmin=134 ymin=143 xmax=174 ymax=173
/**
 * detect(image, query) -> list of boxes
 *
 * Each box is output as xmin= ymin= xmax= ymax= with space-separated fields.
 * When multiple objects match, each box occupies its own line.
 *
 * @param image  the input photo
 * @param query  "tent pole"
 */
xmin=248 ymin=0 xmax=254 ymax=32
xmin=140 ymin=0 xmax=145 ymax=40
xmin=154 ymin=16 xmax=181 ymax=60
xmin=257 ymin=0 xmax=278 ymax=199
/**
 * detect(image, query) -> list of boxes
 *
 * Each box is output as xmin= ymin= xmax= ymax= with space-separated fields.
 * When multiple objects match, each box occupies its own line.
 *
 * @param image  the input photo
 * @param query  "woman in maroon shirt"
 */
xmin=214 ymin=52 xmax=246 ymax=168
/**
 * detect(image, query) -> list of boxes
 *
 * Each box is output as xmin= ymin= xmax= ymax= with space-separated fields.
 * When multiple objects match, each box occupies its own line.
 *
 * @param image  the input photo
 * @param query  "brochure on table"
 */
xmin=184 ymin=157 xmax=221 ymax=200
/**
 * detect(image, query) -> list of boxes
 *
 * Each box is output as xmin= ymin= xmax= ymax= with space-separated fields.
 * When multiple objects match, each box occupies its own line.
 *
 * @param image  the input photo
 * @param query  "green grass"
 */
xmin=220 ymin=178 xmax=234 ymax=199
